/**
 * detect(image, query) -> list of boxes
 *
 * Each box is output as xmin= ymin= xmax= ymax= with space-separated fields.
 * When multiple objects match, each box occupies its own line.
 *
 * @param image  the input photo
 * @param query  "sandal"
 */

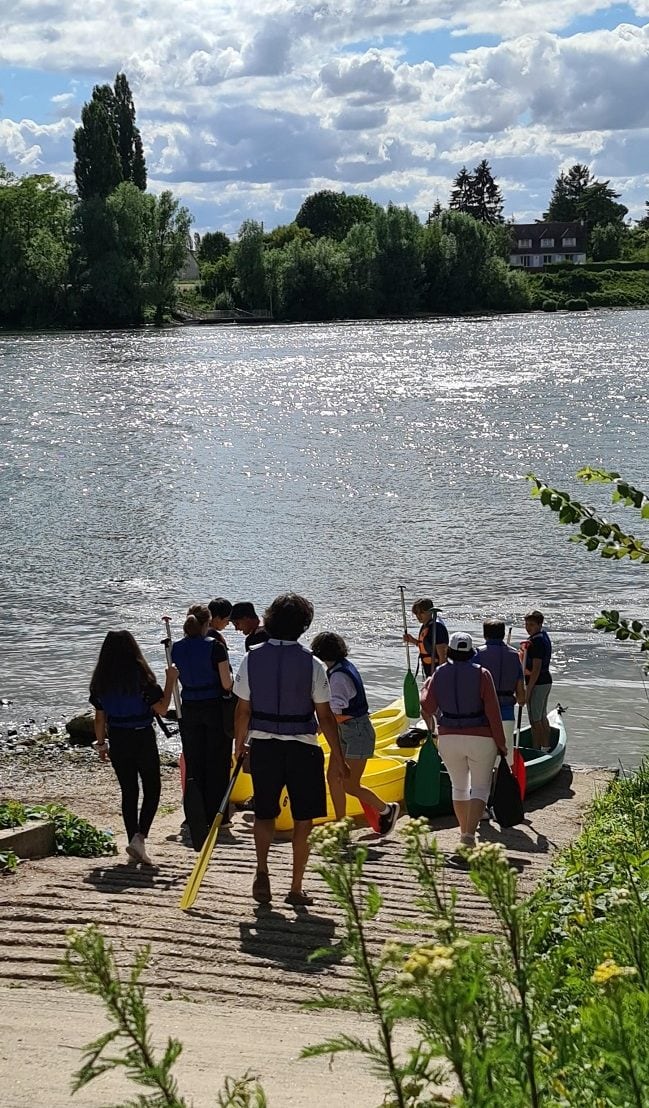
xmin=284 ymin=889 xmax=314 ymax=907
xmin=252 ymin=869 xmax=271 ymax=903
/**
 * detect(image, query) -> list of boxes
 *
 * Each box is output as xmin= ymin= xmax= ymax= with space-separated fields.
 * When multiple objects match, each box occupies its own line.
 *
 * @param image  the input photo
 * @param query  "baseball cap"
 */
xmin=449 ymin=631 xmax=474 ymax=655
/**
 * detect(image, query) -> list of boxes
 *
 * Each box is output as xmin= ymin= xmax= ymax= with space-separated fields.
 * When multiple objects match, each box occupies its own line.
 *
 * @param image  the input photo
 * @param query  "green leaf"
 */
xmin=642 ymin=503 xmax=649 ymax=519
xmin=580 ymin=517 xmax=599 ymax=537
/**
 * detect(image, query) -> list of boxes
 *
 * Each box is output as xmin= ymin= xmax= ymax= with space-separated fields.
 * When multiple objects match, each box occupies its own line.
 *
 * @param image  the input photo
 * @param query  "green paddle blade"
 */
xmin=403 ymin=669 xmax=421 ymax=719
xmin=414 ymin=737 xmax=442 ymax=808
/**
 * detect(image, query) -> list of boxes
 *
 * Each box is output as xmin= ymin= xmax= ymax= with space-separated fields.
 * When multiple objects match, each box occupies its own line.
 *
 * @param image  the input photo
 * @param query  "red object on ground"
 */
xmin=180 ymin=752 xmax=186 ymax=795
xmin=361 ymin=800 xmax=381 ymax=832
xmin=512 ymin=748 xmax=527 ymax=800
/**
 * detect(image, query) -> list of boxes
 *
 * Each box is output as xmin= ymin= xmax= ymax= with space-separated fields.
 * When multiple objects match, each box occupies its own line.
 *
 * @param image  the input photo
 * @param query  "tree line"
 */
xmin=2 ymin=73 xmax=649 ymax=329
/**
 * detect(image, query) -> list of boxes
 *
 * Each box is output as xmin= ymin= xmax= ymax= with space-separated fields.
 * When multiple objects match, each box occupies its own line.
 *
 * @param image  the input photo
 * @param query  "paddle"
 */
xmin=512 ymin=703 xmax=527 ymax=800
xmin=179 ymin=752 xmax=246 ymax=911
xmin=399 ymin=586 xmax=421 ymax=722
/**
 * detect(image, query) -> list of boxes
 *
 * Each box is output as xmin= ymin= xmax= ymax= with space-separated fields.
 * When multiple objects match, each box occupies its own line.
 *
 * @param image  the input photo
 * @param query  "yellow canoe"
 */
xmin=230 ymin=697 xmax=425 ymax=831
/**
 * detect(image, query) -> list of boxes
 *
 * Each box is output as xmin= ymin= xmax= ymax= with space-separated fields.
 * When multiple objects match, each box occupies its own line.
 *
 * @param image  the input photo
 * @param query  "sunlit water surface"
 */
xmin=1 ymin=313 xmax=648 ymax=766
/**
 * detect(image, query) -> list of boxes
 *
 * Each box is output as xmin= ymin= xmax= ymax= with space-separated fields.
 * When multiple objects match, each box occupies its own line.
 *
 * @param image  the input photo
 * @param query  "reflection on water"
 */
xmin=1 ymin=313 xmax=648 ymax=765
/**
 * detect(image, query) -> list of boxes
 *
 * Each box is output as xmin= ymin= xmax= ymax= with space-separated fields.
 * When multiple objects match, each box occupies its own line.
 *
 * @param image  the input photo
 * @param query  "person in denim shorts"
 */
xmin=311 ymin=632 xmax=399 ymax=837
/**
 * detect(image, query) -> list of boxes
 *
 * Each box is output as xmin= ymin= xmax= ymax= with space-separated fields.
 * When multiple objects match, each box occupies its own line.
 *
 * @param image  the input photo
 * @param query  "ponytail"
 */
xmin=183 ymin=603 xmax=210 ymax=637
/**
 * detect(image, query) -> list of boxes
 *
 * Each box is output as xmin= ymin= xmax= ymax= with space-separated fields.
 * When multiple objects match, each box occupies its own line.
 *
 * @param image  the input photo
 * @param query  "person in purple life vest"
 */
xmin=234 ymin=593 xmax=349 ymax=907
xmin=420 ymin=632 xmax=507 ymax=850
xmin=523 ymin=610 xmax=553 ymax=750
xmin=476 ymin=620 xmax=525 ymax=762
xmin=311 ymin=632 xmax=399 ymax=836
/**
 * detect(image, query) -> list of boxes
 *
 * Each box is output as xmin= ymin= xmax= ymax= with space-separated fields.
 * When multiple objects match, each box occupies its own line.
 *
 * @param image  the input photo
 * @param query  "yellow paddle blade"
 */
xmin=178 ymin=812 xmax=224 ymax=911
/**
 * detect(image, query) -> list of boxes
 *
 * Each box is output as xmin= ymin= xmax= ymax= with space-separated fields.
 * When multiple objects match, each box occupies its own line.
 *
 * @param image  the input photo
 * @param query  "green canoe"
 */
xmin=405 ymin=707 xmax=567 ymax=819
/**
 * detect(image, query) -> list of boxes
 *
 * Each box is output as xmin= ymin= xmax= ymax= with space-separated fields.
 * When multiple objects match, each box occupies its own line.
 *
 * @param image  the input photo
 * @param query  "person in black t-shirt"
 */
xmin=523 ymin=610 xmax=553 ymax=750
xmin=230 ymin=601 xmax=269 ymax=652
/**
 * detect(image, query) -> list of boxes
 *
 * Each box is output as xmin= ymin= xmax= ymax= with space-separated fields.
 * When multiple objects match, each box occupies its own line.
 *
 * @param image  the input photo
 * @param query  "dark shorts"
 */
xmin=528 ymin=683 xmax=551 ymax=723
xmin=249 ymin=738 xmax=327 ymax=822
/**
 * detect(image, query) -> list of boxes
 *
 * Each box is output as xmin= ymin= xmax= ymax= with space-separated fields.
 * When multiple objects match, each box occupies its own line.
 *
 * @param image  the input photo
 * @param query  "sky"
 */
xmin=1 ymin=1 xmax=649 ymax=236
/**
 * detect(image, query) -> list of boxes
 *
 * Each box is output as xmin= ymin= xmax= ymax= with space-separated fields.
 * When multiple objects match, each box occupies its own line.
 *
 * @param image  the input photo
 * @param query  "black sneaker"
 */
xmin=378 ymin=802 xmax=399 ymax=837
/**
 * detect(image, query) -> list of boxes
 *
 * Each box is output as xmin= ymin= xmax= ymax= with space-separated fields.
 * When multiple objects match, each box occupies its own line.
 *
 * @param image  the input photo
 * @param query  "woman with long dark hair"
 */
xmin=172 ymin=604 xmax=234 ymax=843
xmin=90 ymin=630 xmax=178 ymax=864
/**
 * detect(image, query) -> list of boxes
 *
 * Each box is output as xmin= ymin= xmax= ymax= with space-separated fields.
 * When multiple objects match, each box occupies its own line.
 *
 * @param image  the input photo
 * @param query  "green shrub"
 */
xmin=0 ymin=802 xmax=116 ymax=857
xmin=565 ymin=297 xmax=589 ymax=310
xmin=0 ymin=850 xmax=18 ymax=874
xmin=541 ymin=299 xmax=557 ymax=312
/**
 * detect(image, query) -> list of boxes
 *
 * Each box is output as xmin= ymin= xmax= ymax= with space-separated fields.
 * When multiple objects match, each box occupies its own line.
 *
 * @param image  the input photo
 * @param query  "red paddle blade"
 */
xmin=512 ymin=749 xmax=527 ymax=800
xmin=361 ymin=800 xmax=381 ymax=832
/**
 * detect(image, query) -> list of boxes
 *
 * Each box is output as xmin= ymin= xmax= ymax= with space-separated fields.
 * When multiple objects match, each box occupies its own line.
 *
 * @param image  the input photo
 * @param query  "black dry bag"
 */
xmin=492 ymin=755 xmax=524 ymax=828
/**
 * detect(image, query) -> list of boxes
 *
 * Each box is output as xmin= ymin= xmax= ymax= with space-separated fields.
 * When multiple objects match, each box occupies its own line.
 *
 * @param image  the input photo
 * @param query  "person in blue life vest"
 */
xmin=311 ymin=632 xmax=399 ymax=837
xmin=476 ymin=620 xmax=525 ymax=761
xmin=90 ymin=630 xmax=179 ymax=865
xmin=230 ymin=602 xmax=269 ymax=652
xmin=403 ymin=598 xmax=449 ymax=678
xmin=523 ymin=610 xmax=553 ymax=750
xmin=172 ymin=604 xmax=234 ymax=829
xmin=420 ymin=632 xmax=507 ymax=850
xmin=234 ymin=593 xmax=349 ymax=907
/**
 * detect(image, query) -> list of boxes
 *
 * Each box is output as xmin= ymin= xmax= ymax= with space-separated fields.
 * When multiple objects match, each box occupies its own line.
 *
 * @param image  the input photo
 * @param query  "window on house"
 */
xmin=540 ymin=238 xmax=554 ymax=247
xmin=517 ymin=238 xmax=532 ymax=248
xmin=543 ymin=255 xmax=553 ymax=265
xmin=564 ymin=254 xmax=574 ymax=262
xmin=520 ymin=255 xmax=531 ymax=267
xmin=562 ymin=236 xmax=577 ymax=247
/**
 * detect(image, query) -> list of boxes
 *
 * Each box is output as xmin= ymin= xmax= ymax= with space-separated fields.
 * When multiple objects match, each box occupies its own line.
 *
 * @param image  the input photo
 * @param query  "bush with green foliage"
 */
xmin=565 ymin=297 xmax=589 ymax=310
xmin=541 ymin=299 xmax=557 ymax=312
xmin=0 ymin=801 xmax=116 ymax=857
xmin=528 ymin=468 xmax=649 ymax=666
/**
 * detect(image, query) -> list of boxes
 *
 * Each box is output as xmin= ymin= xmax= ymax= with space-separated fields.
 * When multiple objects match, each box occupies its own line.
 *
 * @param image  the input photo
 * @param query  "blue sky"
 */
xmin=1 ymin=1 xmax=649 ymax=235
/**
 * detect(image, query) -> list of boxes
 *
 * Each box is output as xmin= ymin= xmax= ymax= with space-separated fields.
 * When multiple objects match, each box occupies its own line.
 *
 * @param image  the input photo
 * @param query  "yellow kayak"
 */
xmin=230 ymin=697 xmax=425 ymax=830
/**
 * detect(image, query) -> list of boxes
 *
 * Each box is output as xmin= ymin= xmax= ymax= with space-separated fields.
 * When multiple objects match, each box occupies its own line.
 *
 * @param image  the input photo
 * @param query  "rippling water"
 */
xmin=1 ymin=313 xmax=648 ymax=765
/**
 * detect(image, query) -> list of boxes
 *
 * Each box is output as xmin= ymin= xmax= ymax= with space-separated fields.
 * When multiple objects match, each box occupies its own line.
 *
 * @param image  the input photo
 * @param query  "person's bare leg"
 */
xmin=253 ymin=817 xmax=274 ymax=873
xmin=453 ymin=799 xmax=469 ymax=834
xmin=343 ymin=760 xmax=385 ymax=812
xmin=465 ymin=798 xmax=486 ymax=837
xmin=327 ymin=771 xmax=347 ymax=820
xmin=530 ymin=720 xmax=545 ymax=749
xmin=290 ymin=819 xmax=313 ymax=894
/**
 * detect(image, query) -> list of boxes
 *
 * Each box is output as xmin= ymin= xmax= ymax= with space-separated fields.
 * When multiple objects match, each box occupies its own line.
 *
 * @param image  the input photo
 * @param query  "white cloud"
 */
xmin=1 ymin=3 xmax=648 ymax=232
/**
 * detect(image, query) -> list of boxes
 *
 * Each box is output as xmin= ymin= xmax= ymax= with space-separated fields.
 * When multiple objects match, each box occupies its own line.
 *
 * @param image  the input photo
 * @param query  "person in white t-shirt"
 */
xmin=234 ymin=593 xmax=348 ymax=907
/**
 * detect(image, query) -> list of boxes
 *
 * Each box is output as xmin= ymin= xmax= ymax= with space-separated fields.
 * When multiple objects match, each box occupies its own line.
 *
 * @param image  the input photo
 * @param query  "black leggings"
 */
xmin=108 ymin=725 xmax=161 ymax=841
xmin=180 ymin=699 xmax=232 ymax=824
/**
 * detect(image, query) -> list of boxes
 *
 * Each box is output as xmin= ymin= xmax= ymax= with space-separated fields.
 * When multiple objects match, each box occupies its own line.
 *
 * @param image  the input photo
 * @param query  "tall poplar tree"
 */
xmin=73 ymin=74 xmax=147 ymax=200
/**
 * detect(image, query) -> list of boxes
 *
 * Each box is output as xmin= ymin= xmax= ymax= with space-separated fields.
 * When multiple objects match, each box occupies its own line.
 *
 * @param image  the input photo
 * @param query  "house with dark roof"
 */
xmin=509 ymin=221 xmax=587 ymax=268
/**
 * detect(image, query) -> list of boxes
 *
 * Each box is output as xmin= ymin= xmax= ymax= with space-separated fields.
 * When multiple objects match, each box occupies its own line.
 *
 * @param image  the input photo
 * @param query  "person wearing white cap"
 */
xmin=420 ymin=631 xmax=507 ymax=849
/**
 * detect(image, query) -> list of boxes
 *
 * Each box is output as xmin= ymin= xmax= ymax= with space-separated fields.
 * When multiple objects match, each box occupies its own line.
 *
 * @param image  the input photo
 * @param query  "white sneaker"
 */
xmin=126 ymin=833 xmax=152 ymax=865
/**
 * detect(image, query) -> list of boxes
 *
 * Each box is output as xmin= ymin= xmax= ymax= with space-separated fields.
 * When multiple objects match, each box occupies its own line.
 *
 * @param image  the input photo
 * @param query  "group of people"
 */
xmin=89 ymin=592 xmax=553 ymax=898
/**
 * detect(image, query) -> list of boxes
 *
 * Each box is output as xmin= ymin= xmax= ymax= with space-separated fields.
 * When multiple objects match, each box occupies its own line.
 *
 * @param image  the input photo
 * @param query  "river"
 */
xmin=1 ymin=312 xmax=648 ymax=766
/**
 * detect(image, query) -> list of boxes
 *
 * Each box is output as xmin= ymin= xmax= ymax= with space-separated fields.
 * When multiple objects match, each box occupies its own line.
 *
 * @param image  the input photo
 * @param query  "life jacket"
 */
xmin=432 ymin=660 xmax=488 ymax=730
xmin=329 ymin=658 xmax=369 ymax=719
xmin=247 ymin=641 xmax=317 ymax=736
xmin=417 ymin=617 xmax=445 ymax=675
xmin=99 ymin=691 xmax=155 ymax=731
xmin=476 ymin=641 xmax=522 ymax=708
xmin=523 ymin=630 xmax=552 ymax=682
xmin=171 ymin=636 xmax=223 ymax=702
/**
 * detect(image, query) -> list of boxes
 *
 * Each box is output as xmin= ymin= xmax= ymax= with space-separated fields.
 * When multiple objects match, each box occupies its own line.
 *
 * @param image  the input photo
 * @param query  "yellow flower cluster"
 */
xmin=591 ymin=957 xmax=637 ymax=987
xmin=398 ymin=942 xmax=461 ymax=985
